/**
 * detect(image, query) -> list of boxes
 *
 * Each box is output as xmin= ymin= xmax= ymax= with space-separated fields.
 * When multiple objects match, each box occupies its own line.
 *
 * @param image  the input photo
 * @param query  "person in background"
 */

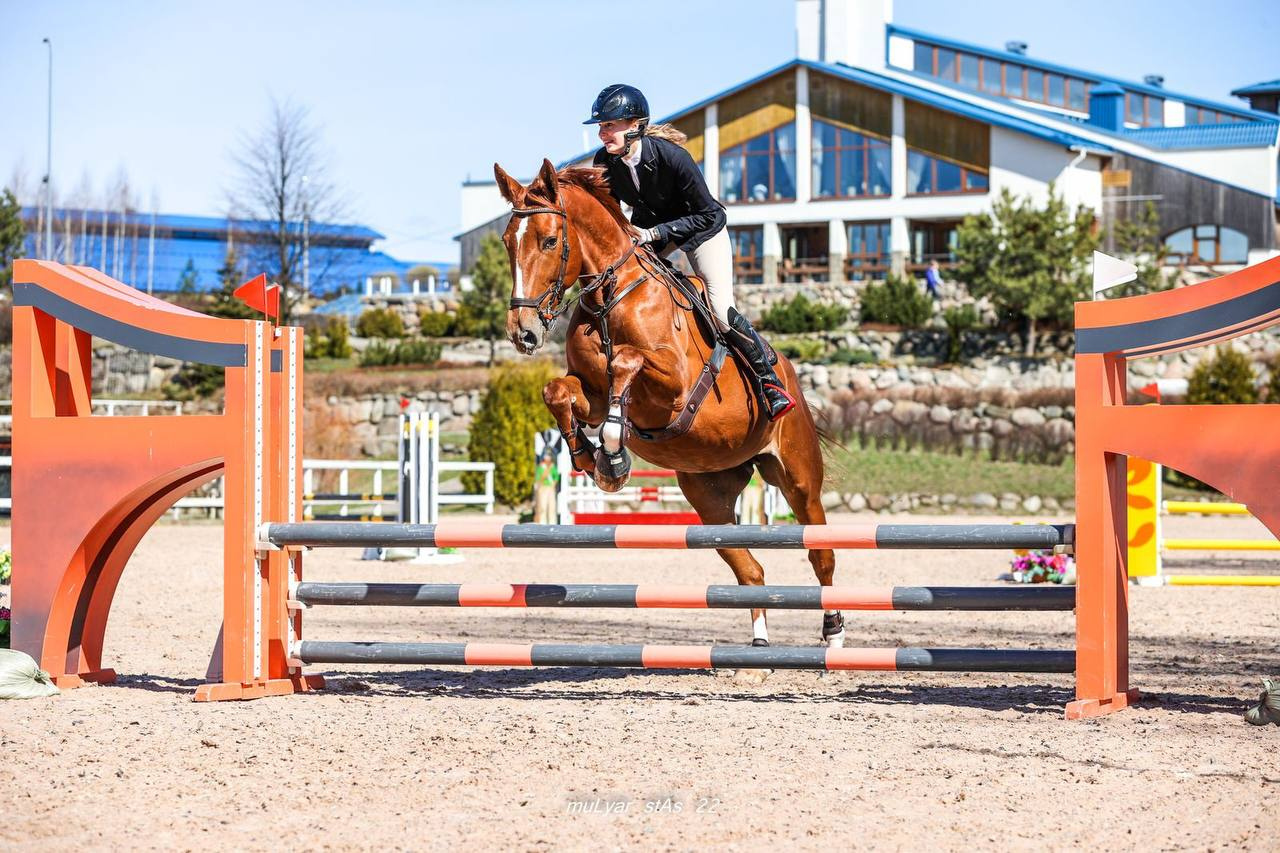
xmin=738 ymin=469 xmax=765 ymax=525
xmin=533 ymin=446 xmax=559 ymax=524
xmin=924 ymin=258 xmax=943 ymax=300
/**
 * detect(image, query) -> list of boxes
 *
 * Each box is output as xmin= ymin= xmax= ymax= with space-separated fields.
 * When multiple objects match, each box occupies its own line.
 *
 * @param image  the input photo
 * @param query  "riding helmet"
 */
xmin=583 ymin=84 xmax=649 ymax=124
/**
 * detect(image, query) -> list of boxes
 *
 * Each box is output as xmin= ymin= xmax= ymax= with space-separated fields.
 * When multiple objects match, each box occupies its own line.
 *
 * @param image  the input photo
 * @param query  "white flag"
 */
xmin=1092 ymin=251 xmax=1138 ymax=297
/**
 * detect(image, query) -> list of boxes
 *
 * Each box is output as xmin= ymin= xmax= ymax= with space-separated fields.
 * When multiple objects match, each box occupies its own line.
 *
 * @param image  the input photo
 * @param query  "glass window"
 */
xmin=981 ymin=59 xmax=1002 ymax=94
xmin=959 ymin=53 xmax=979 ymax=89
xmin=1047 ymin=74 xmax=1065 ymax=106
xmin=1005 ymin=64 xmax=1024 ymax=98
xmin=846 ymin=221 xmax=891 ymax=280
xmin=811 ymin=120 xmax=891 ymax=199
xmin=907 ymin=148 xmax=988 ymax=195
xmin=1165 ymin=225 xmax=1249 ymax=265
xmin=936 ymin=48 xmax=956 ymax=81
xmin=720 ymin=123 xmax=797 ymax=204
xmin=1026 ymin=69 xmax=1044 ymax=101
xmin=1126 ymin=93 xmax=1143 ymax=124
xmin=1146 ymin=96 xmax=1164 ymax=127
xmin=914 ymin=42 xmax=934 ymax=74
xmin=729 ymin=226 xmax=763 ymax=284
xmin=1067 ymin=79 xmax=1086 ymax=111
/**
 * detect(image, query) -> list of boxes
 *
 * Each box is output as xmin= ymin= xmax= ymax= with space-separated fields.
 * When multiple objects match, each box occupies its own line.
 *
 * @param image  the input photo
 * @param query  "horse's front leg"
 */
xmin=543 ymin=374 xmax=606 ymax=475
xmin=594 ymin=346 xmax=645 ymax=493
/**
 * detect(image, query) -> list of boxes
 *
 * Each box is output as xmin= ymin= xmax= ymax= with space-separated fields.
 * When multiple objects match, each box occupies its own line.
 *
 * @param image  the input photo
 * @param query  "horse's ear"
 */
xmin=531 ymin=158 xmax=559 ymax=204
xmin=493 ymin=163 xmax=525 ymax=205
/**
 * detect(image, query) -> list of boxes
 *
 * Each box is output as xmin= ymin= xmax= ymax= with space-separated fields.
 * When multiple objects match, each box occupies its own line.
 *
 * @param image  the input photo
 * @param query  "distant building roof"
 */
xmin=20 ymin=207 xmax=385 ymax=242
xmin=1232 ymin=79 xmax=1280 ymax=97
xmin=889 ymin=24 xmax=1277 ymax=124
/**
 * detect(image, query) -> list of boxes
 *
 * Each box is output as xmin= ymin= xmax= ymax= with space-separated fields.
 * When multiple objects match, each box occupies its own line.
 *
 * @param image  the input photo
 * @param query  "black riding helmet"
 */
xmin=583 ymin=83 xmax=649 ymax=124
xmin=584 ymin=84 xmax=649 ymax=156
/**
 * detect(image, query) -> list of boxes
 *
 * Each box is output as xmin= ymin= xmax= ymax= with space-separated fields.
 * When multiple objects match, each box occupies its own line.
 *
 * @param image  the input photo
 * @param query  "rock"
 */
xmin=939 ymin=493 xmax=957 ymax=506
xmin=998 ymin=493 xmax=1021 ymax=512
xmin=990 ymin=418 xmax=1014 ymax=438
xmin=1010 ymin=407 xmax=1045 ymax=427
xmin=890 ymin=400 xmax=928 ymax=425
xmin=451 ymin=395 xmax=470 ymax=416
xmin=811 ymin=365 xmax=830 ymax=388
xmin=870 ymin=398 xmax=894 ymax=415
xmin=1042 ymin=496 xmax=1061 ymax=511
xmin=845 ymin=493 xmax=868 ymax=512
xmin=929 ymin=405 xmax=952 ymax=424
xmin=889 ymin=495 xmax=912 ymax=513
xmin=867 ymin=493 xmax=890 ymax=511
xmin=971 ymin=492 xmax=998 ymax=510
xmin=821 ymin=490 xmax=844 ymax=510
xmin=1042 ymin=405 xmax=1063 ymax=418
xmin=1022 ymin=495 xmax=1043 ymax=514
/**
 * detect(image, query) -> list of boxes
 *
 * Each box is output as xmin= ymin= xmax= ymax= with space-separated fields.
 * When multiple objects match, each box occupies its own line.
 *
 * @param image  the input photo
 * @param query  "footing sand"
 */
xmin=2 ymin=513 xmax=1277 ymax=850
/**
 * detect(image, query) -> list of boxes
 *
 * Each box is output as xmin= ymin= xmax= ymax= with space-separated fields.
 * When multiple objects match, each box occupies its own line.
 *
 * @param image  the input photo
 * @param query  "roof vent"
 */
xmin=1144 ymin=74 xmax=1165 ymax=88
xmin=1005 ymin=40 xmax=1028 ymax=56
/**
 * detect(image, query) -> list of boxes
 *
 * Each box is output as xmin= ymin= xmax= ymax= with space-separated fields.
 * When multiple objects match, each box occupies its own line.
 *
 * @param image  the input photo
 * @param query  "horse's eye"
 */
xmin=542 ymin=236 xmax=557 ymax=251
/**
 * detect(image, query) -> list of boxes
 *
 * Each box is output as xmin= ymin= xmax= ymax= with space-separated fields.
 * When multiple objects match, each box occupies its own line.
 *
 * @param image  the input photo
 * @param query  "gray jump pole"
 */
xmin=265 ymin=521 xmax=1074 ymax=551
xmin=295 ymin=641 xmax=1076 ymax=673
xmin=291 ymin=582 xmax=1075 ymax=611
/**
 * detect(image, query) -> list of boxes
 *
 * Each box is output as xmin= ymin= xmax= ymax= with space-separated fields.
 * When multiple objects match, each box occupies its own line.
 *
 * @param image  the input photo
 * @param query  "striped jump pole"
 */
xmin=294 ymin=642 xmax=1075 ymax=673
xmin=265 ymin=521 xmax=1074 ymax=551
xmin=291 ymin=582 xmax=1075 ymax=611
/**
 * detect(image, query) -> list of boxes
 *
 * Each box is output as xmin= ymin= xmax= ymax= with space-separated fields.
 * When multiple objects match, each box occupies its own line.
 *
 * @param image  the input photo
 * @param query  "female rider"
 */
xmin=585 ymin=83 xmax=796 ymax=421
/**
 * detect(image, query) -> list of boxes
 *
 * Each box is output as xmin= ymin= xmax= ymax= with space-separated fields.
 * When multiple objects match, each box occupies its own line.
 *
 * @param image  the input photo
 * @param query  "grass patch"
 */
xmin=824 ymin=444 xmax=1075 ymax=499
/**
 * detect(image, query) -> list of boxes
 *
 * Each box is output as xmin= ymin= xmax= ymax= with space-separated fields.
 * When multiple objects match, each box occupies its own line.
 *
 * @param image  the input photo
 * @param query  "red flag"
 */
xmin=1139 ymin=382 xmax=1161 ymax=403
xmin=234 ymin=274 xmax=282 ymax=323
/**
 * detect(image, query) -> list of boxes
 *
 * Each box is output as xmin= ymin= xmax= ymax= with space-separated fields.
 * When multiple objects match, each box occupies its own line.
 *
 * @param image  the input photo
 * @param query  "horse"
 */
xmin=494 ymin=158 xmax=845 ymax=651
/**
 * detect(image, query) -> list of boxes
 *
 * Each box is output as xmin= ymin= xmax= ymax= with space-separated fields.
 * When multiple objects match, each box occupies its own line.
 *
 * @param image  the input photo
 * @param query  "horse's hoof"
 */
xmin=592 ymin=447 xmax=632 ymax=492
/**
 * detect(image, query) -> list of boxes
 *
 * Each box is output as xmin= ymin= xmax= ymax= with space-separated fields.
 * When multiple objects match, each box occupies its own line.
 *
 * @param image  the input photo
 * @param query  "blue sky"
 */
xmin=2 ymin=0 xmax=1275 ymax=265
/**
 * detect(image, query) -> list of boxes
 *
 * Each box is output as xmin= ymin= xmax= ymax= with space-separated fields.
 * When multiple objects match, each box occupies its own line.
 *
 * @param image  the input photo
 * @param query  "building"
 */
xmin=458 ymin=0 xmax=1280 ymax=286
xmin=20 ymin=207 xmax=443 ymax=295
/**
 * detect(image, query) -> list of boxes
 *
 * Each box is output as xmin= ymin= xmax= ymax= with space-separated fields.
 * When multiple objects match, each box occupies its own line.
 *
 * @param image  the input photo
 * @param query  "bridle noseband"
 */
xmin=507 ymin=203 xmax=572 ymax=327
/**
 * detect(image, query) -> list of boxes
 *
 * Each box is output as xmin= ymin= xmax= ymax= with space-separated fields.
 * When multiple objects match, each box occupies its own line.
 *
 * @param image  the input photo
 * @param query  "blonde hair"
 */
xmin=643 ymin=122 xmax=688 ymax=146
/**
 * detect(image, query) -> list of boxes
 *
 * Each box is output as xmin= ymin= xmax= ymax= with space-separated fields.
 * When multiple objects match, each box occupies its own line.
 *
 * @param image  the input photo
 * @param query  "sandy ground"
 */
xmin=1 ymin=512 xmax=1278 ymax=852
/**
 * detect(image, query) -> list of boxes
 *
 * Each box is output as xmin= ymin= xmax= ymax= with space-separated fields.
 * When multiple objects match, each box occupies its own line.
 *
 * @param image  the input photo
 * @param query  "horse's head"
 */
xmin=494 ymin=158 xmax=574 ymax=355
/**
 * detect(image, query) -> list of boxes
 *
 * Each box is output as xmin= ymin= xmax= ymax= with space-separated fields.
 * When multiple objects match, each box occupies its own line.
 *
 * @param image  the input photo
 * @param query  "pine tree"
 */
xmin=177 ymin=258 xmax=200 ymax=294
xmin=953 ymin=185 xmax=1097 ymax=356
xmin=460 ymin=233 xmax=513 ymax=365
xmin=0 ymin=188 xmax=27 ymax=289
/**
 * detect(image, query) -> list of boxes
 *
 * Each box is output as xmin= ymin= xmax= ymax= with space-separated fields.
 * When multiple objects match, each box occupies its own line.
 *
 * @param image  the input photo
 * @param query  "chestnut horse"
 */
xmin=494 ymin=158 xmax=844 ymax=650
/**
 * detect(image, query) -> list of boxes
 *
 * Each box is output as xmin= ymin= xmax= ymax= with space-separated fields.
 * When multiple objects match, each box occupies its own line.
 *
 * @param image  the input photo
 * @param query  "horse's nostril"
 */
xmin=520 ymin=329 xmax=538 ymax=349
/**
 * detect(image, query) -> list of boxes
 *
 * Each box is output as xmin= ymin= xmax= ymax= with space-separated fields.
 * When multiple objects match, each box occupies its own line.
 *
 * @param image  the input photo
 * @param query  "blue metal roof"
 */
xmin=1232 ymin=79 xmax=1280 ymax=97
xmin=1122 ymin=123 xmax=1280 ymax=150
xmin=888 ymin=24 xmax=1275 ymax=124
xmin=20 ymin=207 xmax=384 ymax=241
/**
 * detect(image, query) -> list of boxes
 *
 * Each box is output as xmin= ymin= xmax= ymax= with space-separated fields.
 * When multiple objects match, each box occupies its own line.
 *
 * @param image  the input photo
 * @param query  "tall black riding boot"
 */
xmin=726 ymin=307 xmax=796 ymax=421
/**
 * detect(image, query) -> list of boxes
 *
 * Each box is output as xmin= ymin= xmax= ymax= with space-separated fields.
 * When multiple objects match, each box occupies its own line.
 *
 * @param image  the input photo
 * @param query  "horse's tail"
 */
xmin=814 ymin=421 xmax=848 ymax=454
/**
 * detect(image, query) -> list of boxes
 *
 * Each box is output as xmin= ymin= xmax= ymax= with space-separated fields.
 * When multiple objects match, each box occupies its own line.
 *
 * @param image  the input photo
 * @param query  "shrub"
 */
xmin=828 ymin=346 xmax=876 ymax=365
xmin=418 ymin=310 xmax=456 ymax=338
xmin=0 ymin=548 xmax=10 ymax=584
xmin=356 ymin=307 xmax=405 ymax=339
xmin=163 ymin=363 xmax=224 ymax=401
xmin=1267 ymin=355 xmax=1280 ymax=403
xmin=358 ymin=338 xmax=442 ymax=368
xmin=305 ymin=316 xmax=353 ymax=359
xmin=759 ymin=293 xmax=848 ymax=334
xmin=1187 ymin=347 xmax=1257 ymax=405
xmin=774 ymin=338 xmax=826 ymax=362
xmin=942 ymin=304 xmax=979 ymax=363
xmin=859 ymin=274 xmax=933 ymax=329
xmin=465 ymin=361 xmax=560 ymax=506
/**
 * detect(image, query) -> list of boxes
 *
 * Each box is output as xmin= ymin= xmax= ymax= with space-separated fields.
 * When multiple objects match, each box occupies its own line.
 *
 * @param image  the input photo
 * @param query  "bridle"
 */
xmin=507 ymin=203 xmax=572 ymax=327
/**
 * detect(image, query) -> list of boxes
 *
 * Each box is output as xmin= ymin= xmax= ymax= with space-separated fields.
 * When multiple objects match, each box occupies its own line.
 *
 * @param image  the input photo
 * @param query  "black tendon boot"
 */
xmin=727 ymin=307 xmax=796 ymax=421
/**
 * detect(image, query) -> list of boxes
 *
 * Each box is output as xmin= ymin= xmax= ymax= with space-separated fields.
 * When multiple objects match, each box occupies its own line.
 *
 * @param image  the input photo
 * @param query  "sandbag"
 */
xmin=0 ymin=648 xmax=61 ymax=700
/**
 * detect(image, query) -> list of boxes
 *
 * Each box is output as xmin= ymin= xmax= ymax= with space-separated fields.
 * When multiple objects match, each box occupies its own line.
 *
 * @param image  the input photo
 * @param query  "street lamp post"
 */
xmin=43 ymin=37 xmax=53 ymax=260
xmin=301 ymin=175 xmax=310 ymax=297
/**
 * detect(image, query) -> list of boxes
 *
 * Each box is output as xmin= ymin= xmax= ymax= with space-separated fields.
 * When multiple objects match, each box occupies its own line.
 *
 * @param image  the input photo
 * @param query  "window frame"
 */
xmin=811 ymin=119 xmax=892 ymax=200
xmin=1164 ymin=224 xmax=1249 ymax=266
xmin=906 ymin=148 xmax=989 ymax=197
xmin=845 ymin=220 xmax=891 ymax=280
xmin=719 ymin=123 xmax=798 ymax=205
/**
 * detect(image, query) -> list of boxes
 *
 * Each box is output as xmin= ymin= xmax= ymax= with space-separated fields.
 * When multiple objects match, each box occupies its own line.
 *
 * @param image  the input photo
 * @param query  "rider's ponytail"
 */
xmin=643 ymin=123 xmax=688 ymax=147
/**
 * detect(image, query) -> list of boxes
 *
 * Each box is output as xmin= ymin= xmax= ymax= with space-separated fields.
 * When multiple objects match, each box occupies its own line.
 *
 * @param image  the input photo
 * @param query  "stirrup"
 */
xmin=763 ymin=383 xmax=796 ymax=421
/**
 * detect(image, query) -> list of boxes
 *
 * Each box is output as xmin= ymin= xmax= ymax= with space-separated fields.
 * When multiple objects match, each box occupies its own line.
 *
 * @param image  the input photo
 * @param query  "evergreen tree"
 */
xmin=953 ymin=185 xmax=1097 ymax=356
xmin=207 ymin=246 xmax=257 ymax=320
xmin=460 ymin=233 xmax=513 ymax=365
xmin=0 ymin=188 xmax=27 ymax=289
xmin=1106 ymin=201 xmax=1170 ymax=297
xmin=177 ymin=258 xmax=200 ymax=294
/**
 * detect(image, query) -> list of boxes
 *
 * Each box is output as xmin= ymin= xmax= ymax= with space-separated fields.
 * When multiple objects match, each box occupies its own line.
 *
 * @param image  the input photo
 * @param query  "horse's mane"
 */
xmin=555 ymin=167 xmax=632 ymax=234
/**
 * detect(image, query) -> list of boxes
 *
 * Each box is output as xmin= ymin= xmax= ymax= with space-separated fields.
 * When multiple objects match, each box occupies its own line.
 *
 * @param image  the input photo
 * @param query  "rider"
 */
xmin=585 ymin=83 xmax=796 ymax=421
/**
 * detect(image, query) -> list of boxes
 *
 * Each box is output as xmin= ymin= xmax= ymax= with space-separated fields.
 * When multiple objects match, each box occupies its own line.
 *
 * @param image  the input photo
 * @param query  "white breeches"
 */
xmin=661 ymin=227 xmax=735 ymax=329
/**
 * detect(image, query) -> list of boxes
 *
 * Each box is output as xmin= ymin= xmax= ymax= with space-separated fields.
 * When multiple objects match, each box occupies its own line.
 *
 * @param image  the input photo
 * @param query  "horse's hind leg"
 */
xmin=675 ymin=466 xmax=774 ymax=647
xmin=755 ymin=419 xmax=845 ymax=648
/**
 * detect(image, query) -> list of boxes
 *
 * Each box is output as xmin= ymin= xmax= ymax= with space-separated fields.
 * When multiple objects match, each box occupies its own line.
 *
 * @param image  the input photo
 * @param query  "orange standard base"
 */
xmin=50 ymin=669 xmax=117 ymax=689
xmin=1064 ymin=688 xmax=1140 ymax=720
xmin=193 ymin=674 xmax=326 ymax=702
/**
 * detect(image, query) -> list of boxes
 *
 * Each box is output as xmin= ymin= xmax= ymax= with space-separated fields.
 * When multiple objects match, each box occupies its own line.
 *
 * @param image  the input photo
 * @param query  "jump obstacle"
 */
xmin=1126 ymin=459 xmax=1280 ymax=586
xmin=13 ymin=255 xmax=1280 ymax=718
